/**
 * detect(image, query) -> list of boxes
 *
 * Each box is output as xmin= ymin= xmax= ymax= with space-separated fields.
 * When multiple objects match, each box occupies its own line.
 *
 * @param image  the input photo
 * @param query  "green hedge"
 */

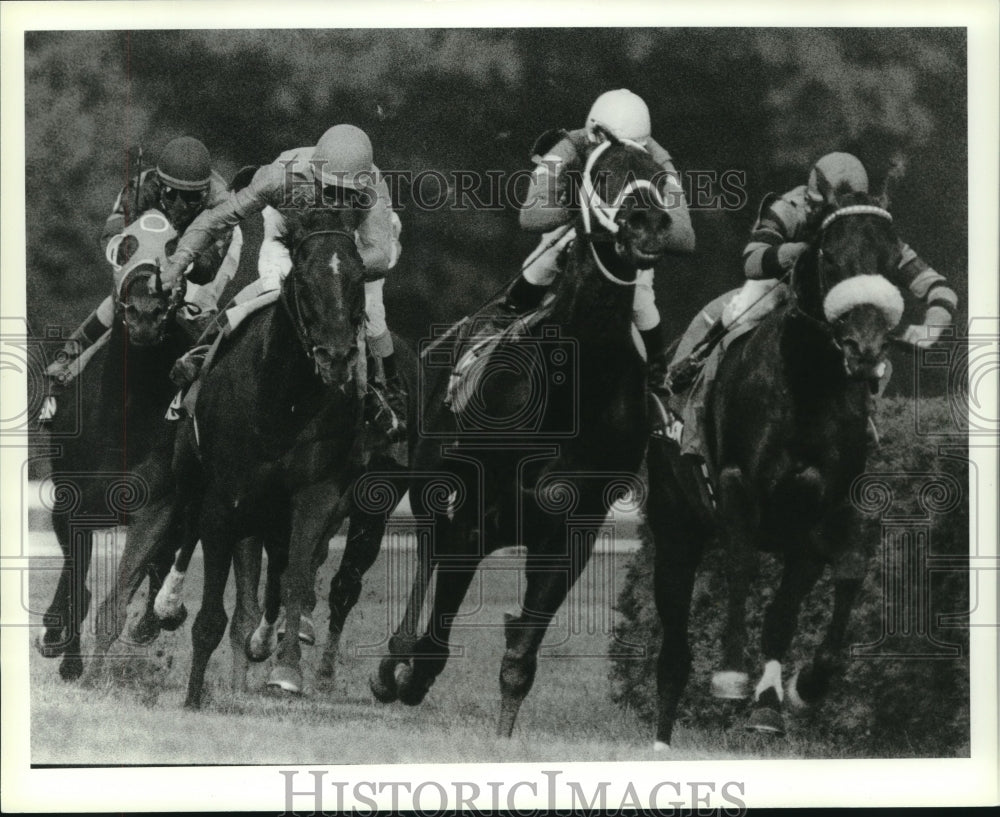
xmin=610 ymin=396 xmax=970 ymax=756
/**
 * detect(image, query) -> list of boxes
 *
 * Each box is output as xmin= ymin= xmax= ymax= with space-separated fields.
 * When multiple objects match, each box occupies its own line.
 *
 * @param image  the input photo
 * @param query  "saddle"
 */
xmin=444 ymin=297 xmax=555 ymax=417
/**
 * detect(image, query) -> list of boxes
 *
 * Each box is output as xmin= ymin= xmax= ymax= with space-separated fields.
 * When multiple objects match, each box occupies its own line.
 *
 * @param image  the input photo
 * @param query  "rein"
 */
xmin=578 ymin=139 xmax=666 ymax=287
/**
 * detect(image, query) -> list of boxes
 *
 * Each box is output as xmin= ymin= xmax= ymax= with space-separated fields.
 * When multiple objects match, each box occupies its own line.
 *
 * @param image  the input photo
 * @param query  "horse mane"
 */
xmin=277 ymin=206 xmax=361 ymax=256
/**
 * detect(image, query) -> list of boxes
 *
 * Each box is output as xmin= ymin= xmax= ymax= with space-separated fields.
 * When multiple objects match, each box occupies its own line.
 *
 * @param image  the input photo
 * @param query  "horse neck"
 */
xmin=553 ymin=238 xmax=637 ymax=348
xmin=262 ymin=290 xmax=318 ymax=390
xmin=779 ymin=307 xmax=867 ymax=415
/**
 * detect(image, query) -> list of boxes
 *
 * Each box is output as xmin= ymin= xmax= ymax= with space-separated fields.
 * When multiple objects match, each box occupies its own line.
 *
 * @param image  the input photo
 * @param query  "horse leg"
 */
xmin=317 ymin=509 xmax=385 ymax=685
xmin=395 ymin=554 xmax=479 ymax=707
xmin=229 ymin=536 xmax=263 ymax=693
xmin=747 ymin=552 xmax=826 ymax=734
xmin=247 ymin=539 xmax=285 ymax=663
xmin=184 ymin=512 xmax=235 ymax=709
xmin=38 ymin=516 xmax=94 ymax=682
xmin=370 ymin=523 xmax=435 ymax=703
xmin=713 ymin=465 xmax=758 ymax=700
xmin=649 ymin=449 xmax=709 ymax=750
xmin=497 ymin=532 xmax=597 ymax=738
xmin=81 ymin=487 xmax=178 ymax=686
xmin=35 ymin=511 xmax=82 ymax=658
xmin=788 ymin=522 xmax=866 ymax=707
xmin=268 ymin=481 xmax=342 ymax=695
xmin=127 ymin=525 xmax=181 ymax=646
xmin=154 ymin=524 xmax=198 ymax=630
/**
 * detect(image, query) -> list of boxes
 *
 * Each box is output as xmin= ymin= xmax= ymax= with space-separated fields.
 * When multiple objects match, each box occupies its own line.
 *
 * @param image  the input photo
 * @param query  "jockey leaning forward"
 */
xmin=504 ymin=89 xmax=695 ymax=386
xmin=44 ymin=136 xmax=230 ymax=389
xmin=663 ymin=151 xmax=959 ymax=394
xmin=158 ymin=124 xmax=407 ymax=438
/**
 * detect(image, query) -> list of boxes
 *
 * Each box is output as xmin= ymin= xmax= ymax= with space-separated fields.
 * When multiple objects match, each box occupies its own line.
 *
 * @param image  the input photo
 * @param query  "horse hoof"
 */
xmin=267 ymin=665 xmax=303 ymax=694
xmin=128 ymin=617 xmax=161 ymax=646
xmin=396 ymin=664 xmax=428 ymax=707
xmin=711 ymin=671 xmax=750 ymax=699
xmin=158 ymin=605 xmax=188 ymax=632
xmin=298 ymin=616 xmax=316 ymax=646
xmin=746 ymin=706 xmax=785 ymax=735
xmin=369 ymin=673 xmax=397 ymax=703
xmin=653 ymin=741 xmax=671 ymax=753
xmin=316 ymin=653 xmax=336 ymax=682
xmin=34 ymin=634 xmax=66 ymax=659
xmin=276 ymin=615 xmax=314 ymax=645
xmin=59 ymin=656 xmax=84 ymax=682
xmin=249 ymin=631 xmax=274 ymax=664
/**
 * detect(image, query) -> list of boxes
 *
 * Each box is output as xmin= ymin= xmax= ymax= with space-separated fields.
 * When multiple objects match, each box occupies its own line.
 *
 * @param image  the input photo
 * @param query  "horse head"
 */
xmin=118 ymin=266 xmax=175 ymax=347
xmin=279 ymin=206 xmax=366 ymax=388
xmin=794 ymin=192 xmax=904 ymax=390
xmin=108 ymin=210 xmax=180 ymax=348
xmin=576 ymin=126 xmax=674 ymax=277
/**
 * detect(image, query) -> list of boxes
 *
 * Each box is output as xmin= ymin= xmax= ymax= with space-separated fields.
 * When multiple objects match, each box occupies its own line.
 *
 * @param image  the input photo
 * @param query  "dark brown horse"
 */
xmin=164 ymin=204 xmax=396 ymax=708
xmin=36 ymin=231 xmax=191 ymax=681
xmin=371 ymin=131 xmax=683 ymax=736
xmin=648 ymin=193 xmax=905 ymax=749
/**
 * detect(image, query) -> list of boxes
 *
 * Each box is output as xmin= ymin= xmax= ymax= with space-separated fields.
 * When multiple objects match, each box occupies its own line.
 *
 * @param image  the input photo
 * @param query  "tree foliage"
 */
xmin=26 ymin=28 xmax=967 ymax=367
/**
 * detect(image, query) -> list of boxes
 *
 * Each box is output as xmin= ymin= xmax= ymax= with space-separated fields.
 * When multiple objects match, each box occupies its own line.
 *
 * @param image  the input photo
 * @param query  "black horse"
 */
xmin=165 ymin=205 xmax=411 ymax=708
xmin=371 ymin=131 xmax=682 ymax=736
xmin=648 ymin=193 xmax=905 ymax=748
xmin=35 ymin=234 xmax=192 ymax=681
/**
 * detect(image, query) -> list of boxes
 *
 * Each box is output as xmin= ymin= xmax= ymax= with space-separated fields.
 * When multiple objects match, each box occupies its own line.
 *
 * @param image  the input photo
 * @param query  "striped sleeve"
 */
xmin=895 ymin=241 xmax=958 ymax=314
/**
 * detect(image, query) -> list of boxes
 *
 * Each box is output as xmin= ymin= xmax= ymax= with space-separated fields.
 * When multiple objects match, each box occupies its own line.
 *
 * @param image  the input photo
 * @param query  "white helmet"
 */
xmin=585 ymin=89 xmax=651 ymax=146
xmin=312 ymin=124 xmax=375 ymax=191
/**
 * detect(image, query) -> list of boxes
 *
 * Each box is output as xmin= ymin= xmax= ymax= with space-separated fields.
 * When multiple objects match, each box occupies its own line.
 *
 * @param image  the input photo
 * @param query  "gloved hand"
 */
xmin=154 ymin=254 xmax=192 ymax=293
xmin=170 ymin=344 xmax=211 ymax=387
xmin=900 ymin=305 xmax=952 ymax=346
xmin=777 ymin=241 xmax=810 ymax=270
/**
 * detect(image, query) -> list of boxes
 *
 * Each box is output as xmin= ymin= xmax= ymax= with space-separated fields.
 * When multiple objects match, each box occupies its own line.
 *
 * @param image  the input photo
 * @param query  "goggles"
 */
xmin=161 ymin=185 xmax=208 ymax=205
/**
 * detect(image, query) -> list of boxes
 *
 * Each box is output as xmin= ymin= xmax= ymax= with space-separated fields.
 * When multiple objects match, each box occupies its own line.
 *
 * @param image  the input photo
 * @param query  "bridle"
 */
xmin=578 ymin=139 xmax=668 ymax=287
xmin=788 ymin=203 xmax=895 ymax=349
xmin=281 ymin=227 xmax=360 ymax=364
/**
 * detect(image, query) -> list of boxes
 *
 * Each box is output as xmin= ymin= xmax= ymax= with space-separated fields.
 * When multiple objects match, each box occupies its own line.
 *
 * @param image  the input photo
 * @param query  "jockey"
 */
xmin=510 ymin=89 xmax=695 ymax=381
xmin=663 ymin=151 xmax=960 ymax=393
xmin=158 ymin=124 xmax=407 ymax=437
xmin=45 ymin=136 xmax=229 ymax=388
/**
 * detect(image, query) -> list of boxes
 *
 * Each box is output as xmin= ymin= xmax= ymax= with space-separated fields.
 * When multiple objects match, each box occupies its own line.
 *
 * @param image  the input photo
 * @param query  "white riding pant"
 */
xmin=522 ymin=227 xmax=660 ymax=331
xmin=255 ymin=206 xmax=399 ymax=358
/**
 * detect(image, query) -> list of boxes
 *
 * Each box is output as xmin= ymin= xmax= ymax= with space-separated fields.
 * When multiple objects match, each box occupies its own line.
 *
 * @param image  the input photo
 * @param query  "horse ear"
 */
xmin=591 ymin=123 xmax=620 ymax=146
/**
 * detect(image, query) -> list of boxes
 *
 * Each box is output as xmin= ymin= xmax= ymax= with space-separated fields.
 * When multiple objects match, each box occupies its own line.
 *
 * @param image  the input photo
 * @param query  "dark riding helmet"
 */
xmin=806 ymin=152 xmax=869 ymax=207
xmin=157 ymin=136 xmax=212 ymax=191
xmin=156 ymin=137 xmax=212 ymax=225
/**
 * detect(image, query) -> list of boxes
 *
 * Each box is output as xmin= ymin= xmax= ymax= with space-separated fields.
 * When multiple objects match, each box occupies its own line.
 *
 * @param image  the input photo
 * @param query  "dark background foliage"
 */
xmin=25 ymin=29 xmax=967 ymax=400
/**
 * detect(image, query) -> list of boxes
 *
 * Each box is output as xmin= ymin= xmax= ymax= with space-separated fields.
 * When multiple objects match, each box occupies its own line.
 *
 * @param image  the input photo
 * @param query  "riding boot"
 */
xmin=640 ymin=324 xmax=671 ymax=396
xmin=169 ymin=317 xmax=223 ymax=388
xmin=366 ymin=353 xmax=407 ymax=443
xmin=45 ymin=310 xmax=109 ymax=388
xmin=39 ymin=309 xmax=110 ymax=424
xmin=662 ymin=316 xmax=727 ymax=395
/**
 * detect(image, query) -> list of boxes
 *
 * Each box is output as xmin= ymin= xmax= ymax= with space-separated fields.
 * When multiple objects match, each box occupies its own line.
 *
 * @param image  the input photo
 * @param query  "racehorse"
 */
xmin=167 ymin=204 xmax=400 ymax=708
xmin=647 ymin=192 xmax=906 ymax=748
xmin=36 ymin=220 xmax=192 ymax=681
xmin=371 ymin=129 xmax=680 ymax=736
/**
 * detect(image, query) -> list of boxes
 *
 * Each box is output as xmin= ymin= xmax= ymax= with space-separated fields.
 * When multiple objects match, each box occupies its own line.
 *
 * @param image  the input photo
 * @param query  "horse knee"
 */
xmin=192 ymin=607 xmax=228 ymax=652
xmin=499 ymin=649 xmax=537 ymax=701
xmin=328 ymin=574 xmax=362 ymax=629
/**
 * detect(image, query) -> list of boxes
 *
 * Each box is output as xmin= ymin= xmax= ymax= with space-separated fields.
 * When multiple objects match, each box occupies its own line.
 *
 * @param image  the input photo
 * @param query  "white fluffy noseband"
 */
xmin=823 ymin=274 xmax=904 ymax=328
